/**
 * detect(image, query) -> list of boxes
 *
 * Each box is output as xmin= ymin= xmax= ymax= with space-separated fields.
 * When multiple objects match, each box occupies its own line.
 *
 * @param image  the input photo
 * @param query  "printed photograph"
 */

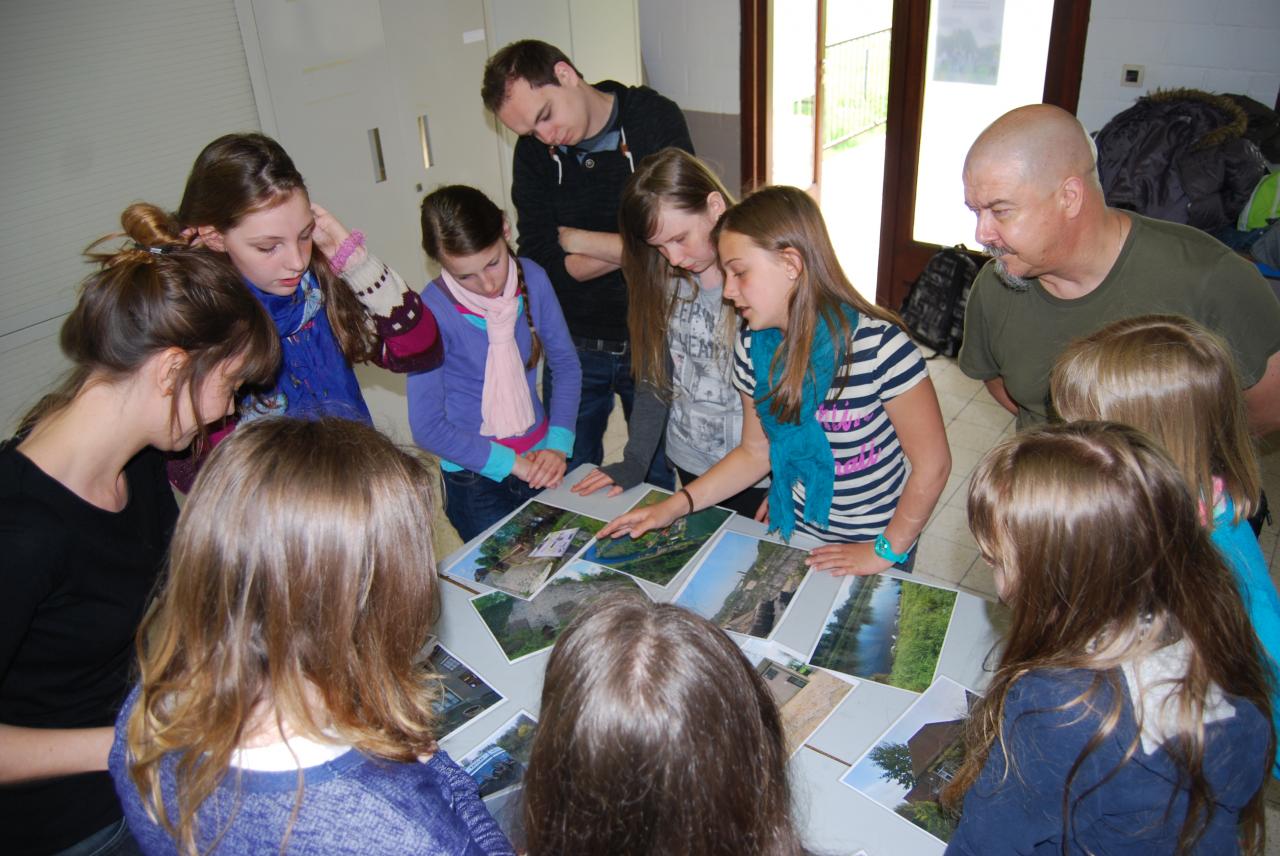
xmin=735 ymin=635 xmax=857 ymax=757
xmin=444 ymin=500 xmax=606 ymax=600
xmin=426 ymin=644 xmax=504 ymax=739
xmin=674 ymin=530 xmax=811 ymax=639
xmin=841 ymin=676 xmax=978 ymax=844
xmin=577 ymin=489 xmax=732 ymax=586
xmin=471 ymin=561 xmax=650 ymax=662
xmin=809 ymin=574 xmax=958 ymax=692
xmin=459 ymin=709 xmax=538 ymax=799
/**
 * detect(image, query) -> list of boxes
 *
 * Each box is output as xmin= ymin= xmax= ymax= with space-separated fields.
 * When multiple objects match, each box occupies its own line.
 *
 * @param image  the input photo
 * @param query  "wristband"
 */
xmin=874 ymin=533 xmax=913 ymax=564
xmin=328 ymin=229 xmax=366 ymax=274
xmin=678 ymin=488 xmax=695 ymax=515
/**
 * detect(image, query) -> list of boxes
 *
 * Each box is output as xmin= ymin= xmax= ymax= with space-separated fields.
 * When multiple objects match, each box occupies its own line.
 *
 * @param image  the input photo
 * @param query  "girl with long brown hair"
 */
xmin=600 ymin=186 xmax=950 ymax=576
xmin=412 ymin=185 xmax=581 ymax=541
xmin=109 ymin=418 xmax=513 ymax=856
xmin=571 ymin=148 xmax=767 ymax=516
xmin=176 ymin=133 xmax=441 ymax=431
xmin=0 ymin=205 xmax=278 ymax=855
xmin=945 ymin=422 xmax=1272 ymax=854
xmin=1051 ymin=315 xmax=1280 ymax=778
xmin=522 ymin=592 xmax=803 ymax=856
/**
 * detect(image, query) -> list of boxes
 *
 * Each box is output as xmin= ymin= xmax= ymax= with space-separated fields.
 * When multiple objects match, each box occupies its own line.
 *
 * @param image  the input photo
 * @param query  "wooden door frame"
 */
xmin=740 ymin=0 xmax=1092 ymax=307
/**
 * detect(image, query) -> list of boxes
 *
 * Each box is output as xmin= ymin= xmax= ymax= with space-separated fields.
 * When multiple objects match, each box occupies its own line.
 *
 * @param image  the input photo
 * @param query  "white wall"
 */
xmin=0 ymin=0 xmax=259 ymax=432
xmin=637 ymin=0 xmax=739 ymax=114
xmin=1077 ymin=0 xmax=1280 ymax=132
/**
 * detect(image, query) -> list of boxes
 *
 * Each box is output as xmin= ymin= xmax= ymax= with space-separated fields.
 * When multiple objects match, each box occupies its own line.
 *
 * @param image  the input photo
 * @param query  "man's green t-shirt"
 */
xmin=958 ymin=212 xmax=1280 ymax=428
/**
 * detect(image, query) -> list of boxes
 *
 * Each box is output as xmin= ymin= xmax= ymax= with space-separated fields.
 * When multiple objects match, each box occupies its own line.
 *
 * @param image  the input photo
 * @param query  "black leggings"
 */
xmin=673 ymin=464 xmax=769 ymax=520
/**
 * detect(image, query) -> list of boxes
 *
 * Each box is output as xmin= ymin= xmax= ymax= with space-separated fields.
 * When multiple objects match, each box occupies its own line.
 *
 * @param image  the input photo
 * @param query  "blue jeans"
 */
xmin=542 ymin=344 xmax=675 ymax=490
xmin=442 ymin=468 xmax=540 ymax=543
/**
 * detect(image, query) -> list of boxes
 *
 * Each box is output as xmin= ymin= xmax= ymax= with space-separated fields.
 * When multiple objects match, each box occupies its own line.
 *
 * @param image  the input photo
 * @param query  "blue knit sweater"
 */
xmin=109 ymin=691 xmax=514 ymax=855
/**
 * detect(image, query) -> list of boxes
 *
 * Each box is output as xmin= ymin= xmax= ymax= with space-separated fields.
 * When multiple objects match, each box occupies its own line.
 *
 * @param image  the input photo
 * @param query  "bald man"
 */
xmin=958 ymin=104 xmax=1280 ymax=436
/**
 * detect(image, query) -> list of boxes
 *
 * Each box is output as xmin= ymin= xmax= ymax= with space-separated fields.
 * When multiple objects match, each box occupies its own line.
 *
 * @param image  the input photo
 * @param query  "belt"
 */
xmin=571 ymin=335 xmax=628 ymax=355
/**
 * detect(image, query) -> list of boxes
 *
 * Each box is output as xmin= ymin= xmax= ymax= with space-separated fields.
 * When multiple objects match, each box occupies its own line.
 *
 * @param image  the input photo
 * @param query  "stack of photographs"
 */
xmin=840 ymin=676 xmax=978 ymax=845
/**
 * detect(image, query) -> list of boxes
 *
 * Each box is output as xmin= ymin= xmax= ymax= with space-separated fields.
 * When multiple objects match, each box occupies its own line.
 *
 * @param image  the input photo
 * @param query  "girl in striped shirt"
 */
xmin=599 ymin=186 xmax=950 ymax=576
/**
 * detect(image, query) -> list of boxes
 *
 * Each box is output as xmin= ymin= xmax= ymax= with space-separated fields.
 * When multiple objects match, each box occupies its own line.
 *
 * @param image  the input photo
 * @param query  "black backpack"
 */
xmin=898 ymin=245 xmax=981 ymax=359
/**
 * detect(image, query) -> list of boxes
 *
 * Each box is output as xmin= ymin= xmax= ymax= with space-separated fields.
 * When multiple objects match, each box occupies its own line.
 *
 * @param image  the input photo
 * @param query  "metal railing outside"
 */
xmin=822 ymin=27 xmax=891 ymax=151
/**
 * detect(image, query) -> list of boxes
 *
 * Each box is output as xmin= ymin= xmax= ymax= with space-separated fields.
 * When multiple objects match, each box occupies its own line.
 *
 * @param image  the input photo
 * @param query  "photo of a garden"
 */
xmin=471 ymin=561 xmax=649 ymax=661
xmin=675 ymin=531 xmax=811 ymax=638
xmin=577 ymin=489 xmax=731 ymax=586
xmin=444 ymin=500 xmax=606 ymax=599
xmin=459 ymin=709 xmax=538 ymax=799
xmin=809 ymin=574 xmax=957 ymax=692
xmin=841 ymin=677 xmax=978 ymax=843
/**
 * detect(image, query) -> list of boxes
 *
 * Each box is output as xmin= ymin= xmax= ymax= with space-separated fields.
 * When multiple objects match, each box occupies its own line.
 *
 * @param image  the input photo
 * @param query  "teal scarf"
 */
xmin=750 ymin=307 xmax=857 ymax=539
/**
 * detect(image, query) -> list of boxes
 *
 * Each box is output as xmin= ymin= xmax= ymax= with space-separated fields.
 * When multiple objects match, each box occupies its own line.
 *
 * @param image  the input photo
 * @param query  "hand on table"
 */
xmin=753 ymin=496 xmax=769 ymax=523
xmin=597 ymin=495 xmax=684 ymax=540
xmin=518 ymin=449 xmax=566 ymax=490
xmin=806 ymin=541 xmax=893 ymax=577
xmin=570 ymin=468 xmax=625 ymax=498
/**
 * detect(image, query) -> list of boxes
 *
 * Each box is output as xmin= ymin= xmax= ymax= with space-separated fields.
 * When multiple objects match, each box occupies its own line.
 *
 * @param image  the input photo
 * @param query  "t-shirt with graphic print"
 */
xmin=665 ymin=277 xmax=742 ymax=474
xmin=732 ymin=316 xmax=927 ymax=543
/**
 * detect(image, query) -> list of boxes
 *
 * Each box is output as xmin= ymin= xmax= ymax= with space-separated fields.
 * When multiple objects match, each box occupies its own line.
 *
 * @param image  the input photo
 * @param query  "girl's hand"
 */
xmin=309 ymin=204 xmax=351 ymax=260
xmin=597 ymin=497 xmax=684 ymax=540
xmin=753 ymin=496 xmax=769 ymax=523
xmin=570 ymin=468 xmax=624 ymax=497
xmin=806 ymin=541 xmax=893 ymax=576
xmin=520 ymin=449 xmax=566 ymax=490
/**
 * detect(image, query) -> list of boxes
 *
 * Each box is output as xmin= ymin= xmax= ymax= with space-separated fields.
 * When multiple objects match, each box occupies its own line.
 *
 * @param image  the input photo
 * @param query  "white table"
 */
xmin=433 ymin=466 xmax=1004 ymax=855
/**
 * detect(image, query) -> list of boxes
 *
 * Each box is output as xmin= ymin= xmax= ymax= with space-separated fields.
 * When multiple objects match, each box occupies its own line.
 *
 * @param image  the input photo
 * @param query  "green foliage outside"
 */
xmin=894 ymin=799 xmax=960 ymax=841
xmin=887 ymin=583 xmax=957 ymax=692
xmin=869 ymin=741 xmax=915 ymax=789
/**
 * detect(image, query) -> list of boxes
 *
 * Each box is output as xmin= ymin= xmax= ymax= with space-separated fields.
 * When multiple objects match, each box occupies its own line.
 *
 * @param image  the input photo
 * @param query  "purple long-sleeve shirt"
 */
xmin=408 ymin=257 xmax=580 ymax=481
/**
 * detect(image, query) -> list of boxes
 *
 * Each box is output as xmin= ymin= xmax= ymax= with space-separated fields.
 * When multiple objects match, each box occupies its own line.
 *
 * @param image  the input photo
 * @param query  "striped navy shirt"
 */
xmin=732 ymin=316 xmax=927 ymax=542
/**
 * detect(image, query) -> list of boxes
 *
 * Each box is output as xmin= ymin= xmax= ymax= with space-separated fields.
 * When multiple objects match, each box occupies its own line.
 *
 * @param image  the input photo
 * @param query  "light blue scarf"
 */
xmin=750 ymin=307 xmax=857 ymax=539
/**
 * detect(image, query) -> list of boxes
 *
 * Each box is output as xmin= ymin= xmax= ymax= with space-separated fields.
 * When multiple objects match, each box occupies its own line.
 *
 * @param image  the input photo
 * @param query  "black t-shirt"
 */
xmin=0 ymin=440 xmax=178 ymax=854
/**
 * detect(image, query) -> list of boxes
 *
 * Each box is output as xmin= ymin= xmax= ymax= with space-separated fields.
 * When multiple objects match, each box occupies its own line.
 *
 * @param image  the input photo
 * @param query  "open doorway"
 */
xmin=745 ymin=0 xmax=1091 ymax=307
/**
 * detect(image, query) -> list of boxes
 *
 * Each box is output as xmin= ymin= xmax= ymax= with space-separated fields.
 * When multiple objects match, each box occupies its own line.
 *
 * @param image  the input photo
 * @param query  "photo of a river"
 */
xmin=809 ymin=574 xmax=957 ymax=692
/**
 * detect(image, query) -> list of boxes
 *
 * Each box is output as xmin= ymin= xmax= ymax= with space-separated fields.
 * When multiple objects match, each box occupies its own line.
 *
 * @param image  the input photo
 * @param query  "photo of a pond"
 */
xmin=809 ymin=574 xmax=957 ymax=692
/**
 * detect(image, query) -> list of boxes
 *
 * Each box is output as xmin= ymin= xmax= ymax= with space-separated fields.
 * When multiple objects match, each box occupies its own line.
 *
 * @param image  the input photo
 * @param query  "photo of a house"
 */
xmin=426 ymin=644 xmax=504 ymax=738
xmin=578 ymin=489 xmax=732 ymax=586
xmin=736 ymin=635 xmax=857 ymax=757
xmin=459 ymin=709 xmax=538 ymax=799
xmin=674 ymin=530 xmax=811 ymax=638
xmin=841 ymin=676 xmax=979 ymax=843
xmin=444 ymin=500 xmax=606 ymax=600
xmin=472 ymin=561 xmax=650 ymax=662
xmin=809 ymin=573 xmax=958 ymax=691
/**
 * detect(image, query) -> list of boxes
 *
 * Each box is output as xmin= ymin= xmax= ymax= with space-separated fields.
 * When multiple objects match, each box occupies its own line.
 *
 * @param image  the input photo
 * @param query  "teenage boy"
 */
xmin=482 ymin=40 xmax=694 ymax=487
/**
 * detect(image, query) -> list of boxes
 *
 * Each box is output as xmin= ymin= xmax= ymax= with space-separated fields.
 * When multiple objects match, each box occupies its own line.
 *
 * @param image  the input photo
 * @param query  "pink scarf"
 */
xmin=442 ymin=256 xmax=536 ymax=439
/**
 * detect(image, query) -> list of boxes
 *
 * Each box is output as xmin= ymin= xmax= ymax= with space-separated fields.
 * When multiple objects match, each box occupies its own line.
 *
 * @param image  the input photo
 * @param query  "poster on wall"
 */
xmin=933 ymin=0 xmax=1004 ymax=86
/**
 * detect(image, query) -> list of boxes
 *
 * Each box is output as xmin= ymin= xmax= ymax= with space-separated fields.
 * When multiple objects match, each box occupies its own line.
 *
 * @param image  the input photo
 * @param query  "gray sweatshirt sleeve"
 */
xmin=598 ymin=356 xmax=672 ymax=489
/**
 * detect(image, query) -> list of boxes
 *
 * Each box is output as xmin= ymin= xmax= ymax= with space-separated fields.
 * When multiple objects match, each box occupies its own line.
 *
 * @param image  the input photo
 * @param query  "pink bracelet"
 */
xmin=328 ymin=229 xmax=366 ymax=274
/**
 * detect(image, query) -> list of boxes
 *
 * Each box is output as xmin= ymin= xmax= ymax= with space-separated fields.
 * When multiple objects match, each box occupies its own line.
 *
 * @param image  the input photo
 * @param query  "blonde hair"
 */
xmin=712 ymin=185 xmax=904 ymax=423
xmin=1050 ymin=314 xmax=1260 ymax=524
xmin=619 ymin=148 xmax=737 ymax=396
xmin=948 ymin=422 xmax=1272 ymax=853
xmin=125 ymin=418 xmax=442 ymax=854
